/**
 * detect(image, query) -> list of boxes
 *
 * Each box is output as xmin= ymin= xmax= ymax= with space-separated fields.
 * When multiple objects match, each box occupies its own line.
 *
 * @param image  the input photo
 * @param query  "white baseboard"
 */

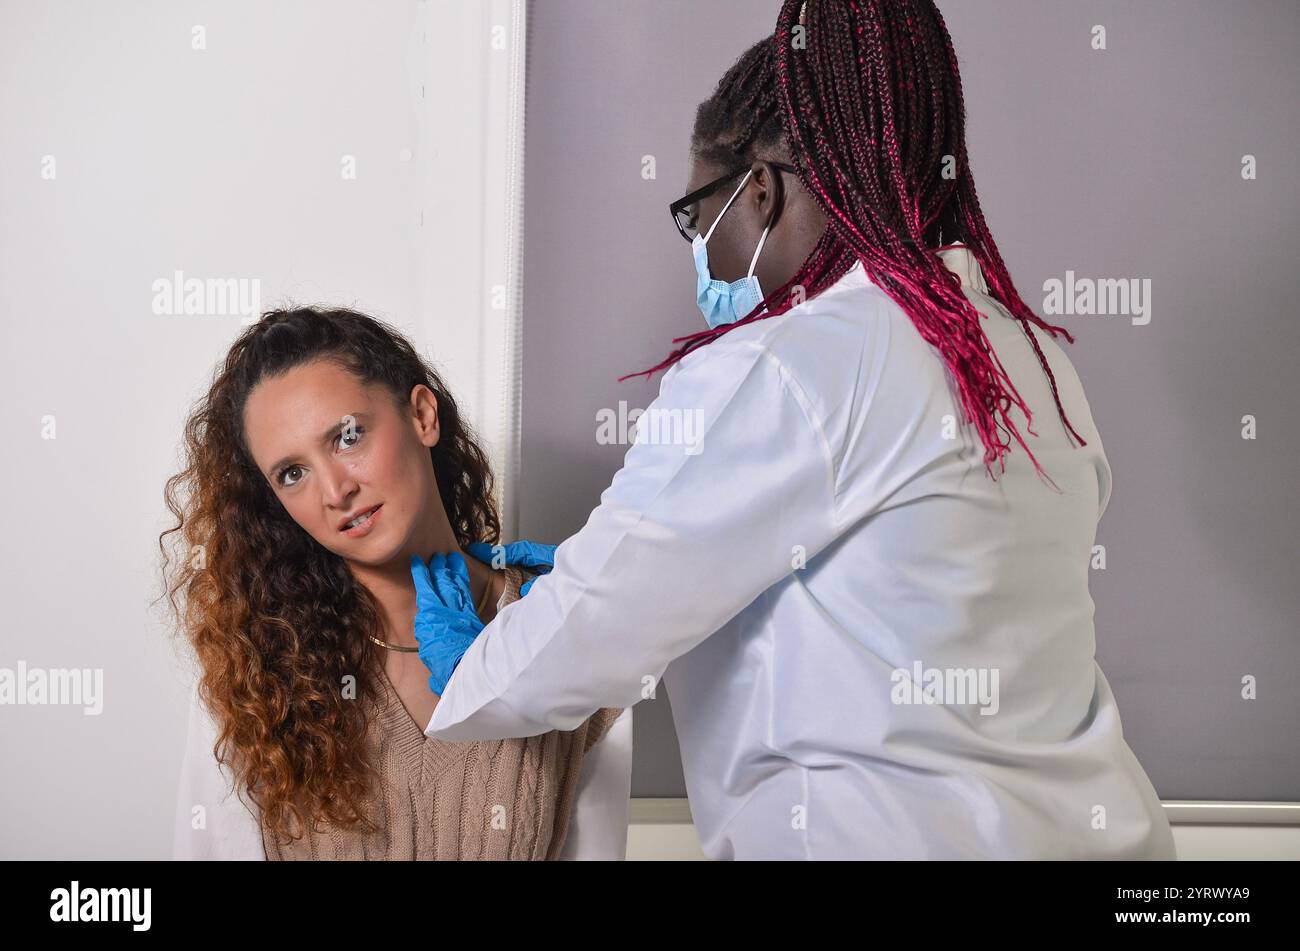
xmin=626 ymin=798 xmax=1300 ymax=861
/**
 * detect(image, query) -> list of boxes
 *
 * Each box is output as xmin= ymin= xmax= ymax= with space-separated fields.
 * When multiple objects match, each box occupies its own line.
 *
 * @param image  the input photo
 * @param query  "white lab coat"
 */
xmin=172 ymin=649 xmax=633 ymax=857
xmin=427 ymin=244 xmax=1178 ymax=860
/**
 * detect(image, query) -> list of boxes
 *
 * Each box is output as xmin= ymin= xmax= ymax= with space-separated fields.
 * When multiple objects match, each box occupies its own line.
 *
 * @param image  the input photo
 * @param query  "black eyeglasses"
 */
xmin=669 ymin=162 xmax=798 ymax=243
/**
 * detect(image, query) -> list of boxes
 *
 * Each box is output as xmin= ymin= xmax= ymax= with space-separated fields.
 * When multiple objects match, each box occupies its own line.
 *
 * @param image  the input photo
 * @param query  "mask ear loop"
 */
xmin=747 ymin=224 xmax=771 ymax=278
xmin=703 ymin=169 xmax=754 ymax=244
xmin=747 ymin=161 xmax=784 ymax=307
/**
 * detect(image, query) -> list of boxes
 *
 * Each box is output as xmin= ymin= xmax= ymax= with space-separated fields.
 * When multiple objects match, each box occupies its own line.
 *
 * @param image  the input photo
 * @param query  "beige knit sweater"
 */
xmin=262 ymin=565 xmax=623 ymax=860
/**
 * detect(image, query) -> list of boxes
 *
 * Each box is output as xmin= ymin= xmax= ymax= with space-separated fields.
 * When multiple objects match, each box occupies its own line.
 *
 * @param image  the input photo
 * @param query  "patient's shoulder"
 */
xmin=581 ymin=707 xmax=626 ymax=753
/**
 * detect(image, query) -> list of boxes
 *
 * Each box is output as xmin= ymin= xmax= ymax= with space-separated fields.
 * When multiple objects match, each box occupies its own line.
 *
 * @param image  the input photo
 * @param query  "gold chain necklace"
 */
xmin=369 ymin=568 xmax=497 ymax=653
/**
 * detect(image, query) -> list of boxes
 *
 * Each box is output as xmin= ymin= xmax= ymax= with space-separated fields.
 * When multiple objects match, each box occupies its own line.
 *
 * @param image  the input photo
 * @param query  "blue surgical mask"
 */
xmin=693 ymin=170 xmax=772 ymax=330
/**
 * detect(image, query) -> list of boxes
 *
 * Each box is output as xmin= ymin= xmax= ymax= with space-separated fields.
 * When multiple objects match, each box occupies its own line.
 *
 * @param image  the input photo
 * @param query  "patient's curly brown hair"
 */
xmin=157 ymin=307 xmax=501 ymax=845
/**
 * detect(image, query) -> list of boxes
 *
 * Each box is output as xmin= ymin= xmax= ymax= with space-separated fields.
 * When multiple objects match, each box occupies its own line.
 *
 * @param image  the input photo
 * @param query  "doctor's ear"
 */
xmin=750 ymin=159 xmax=786 ymax=232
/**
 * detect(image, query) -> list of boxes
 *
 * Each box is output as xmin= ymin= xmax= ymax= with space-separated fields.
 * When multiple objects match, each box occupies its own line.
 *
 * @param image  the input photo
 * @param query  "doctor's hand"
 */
xmin=465 ymin=540 xmax=557 ymax=597
xmin=409 ymin=552 xmax=485 ymax=696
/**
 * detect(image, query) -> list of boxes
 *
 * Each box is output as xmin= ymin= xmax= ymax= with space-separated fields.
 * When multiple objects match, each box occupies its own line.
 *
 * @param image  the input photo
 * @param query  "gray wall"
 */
xmin=520 ymin=0 xmax=1300 ymax=800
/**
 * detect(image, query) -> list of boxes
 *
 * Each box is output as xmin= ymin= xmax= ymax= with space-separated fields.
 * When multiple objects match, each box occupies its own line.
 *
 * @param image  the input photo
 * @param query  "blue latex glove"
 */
xmin=410 ymin=551 xmax=484 ymax=696
xmin=465 ymin=540 xmax=557 ymax=597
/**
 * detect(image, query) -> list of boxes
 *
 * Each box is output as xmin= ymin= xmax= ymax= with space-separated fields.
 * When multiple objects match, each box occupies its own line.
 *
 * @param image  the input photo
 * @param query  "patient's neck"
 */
xmin=351 ymin=518 xmax=502 ymax=649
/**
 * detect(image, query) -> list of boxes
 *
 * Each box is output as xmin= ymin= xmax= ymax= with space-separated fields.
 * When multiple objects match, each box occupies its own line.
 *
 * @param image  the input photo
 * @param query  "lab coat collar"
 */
xmin=837 ymin=241 xmax=989 ymax=294
xmin=935 ymin=241 xmax=989 ymax=293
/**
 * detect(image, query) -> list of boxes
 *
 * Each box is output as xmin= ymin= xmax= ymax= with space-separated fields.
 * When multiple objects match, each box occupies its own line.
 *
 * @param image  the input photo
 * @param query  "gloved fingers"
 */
xmin=510 ymin=540 xmax=557 ymax=573
xmin=412 ymin=553 xmax=473 ymax=625
xmin=412 ymin=557 xmax=485 ymax=694
xmin=425 ymin=551 xmax=468 ymax=614
xmin=464 ymin=541 xmax=499 ymax=568
xmin=445 ymin=551 xmax=469 ymax=585
xmin=444 ymin=551 xmax=474 ymax=614
xmin=466 ymin=539 xmax=557 ymax=573
xmin=410 ymin=554 xmax=441 ymax=607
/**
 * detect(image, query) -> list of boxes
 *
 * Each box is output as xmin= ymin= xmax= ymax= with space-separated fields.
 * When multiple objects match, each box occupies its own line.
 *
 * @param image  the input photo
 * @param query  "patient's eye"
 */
xmin=339 ymin=426 xmax=364 ymax=450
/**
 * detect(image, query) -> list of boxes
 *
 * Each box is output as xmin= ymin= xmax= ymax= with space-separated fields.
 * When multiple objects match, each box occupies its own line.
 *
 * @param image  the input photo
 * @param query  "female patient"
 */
xmin=160 ymin=307 xmax=630 ymax=860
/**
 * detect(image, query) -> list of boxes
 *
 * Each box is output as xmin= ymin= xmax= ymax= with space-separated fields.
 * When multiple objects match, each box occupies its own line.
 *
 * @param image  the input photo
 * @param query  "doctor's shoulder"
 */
xmin=581 ymin=706 xmax=626 ymax=754
xmin=665 ymin=258 xmax=891 ymax=376
xmin=721 ymin=285 xmax=888 ymax=387
xmin=721 ymin=279 xmax=888 ymax=360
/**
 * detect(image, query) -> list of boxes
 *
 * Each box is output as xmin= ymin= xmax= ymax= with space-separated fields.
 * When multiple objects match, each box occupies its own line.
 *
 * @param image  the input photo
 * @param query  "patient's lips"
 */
xmin=340 ymin=503 xmax=383 ymax=537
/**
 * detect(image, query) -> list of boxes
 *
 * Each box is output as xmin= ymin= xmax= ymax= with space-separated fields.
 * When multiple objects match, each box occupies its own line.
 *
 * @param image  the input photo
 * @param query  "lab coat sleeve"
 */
xmin=172 ymin=681 xmax=266 ymax=860
xmin=558 ymin=706 xmax=633 ymax=860
xmin=426 ymin=339 xmax=839 ymax=741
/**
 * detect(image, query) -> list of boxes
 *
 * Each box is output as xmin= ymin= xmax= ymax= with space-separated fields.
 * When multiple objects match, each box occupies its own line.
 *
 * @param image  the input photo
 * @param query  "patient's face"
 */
xmin=242 ymin=359 xmax=441 ymax=568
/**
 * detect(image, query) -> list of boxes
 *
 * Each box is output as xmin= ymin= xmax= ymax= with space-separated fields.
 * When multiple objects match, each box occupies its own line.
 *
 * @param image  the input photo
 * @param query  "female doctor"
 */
xmin=420 ymin=0 xmax=1177 ymax=860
